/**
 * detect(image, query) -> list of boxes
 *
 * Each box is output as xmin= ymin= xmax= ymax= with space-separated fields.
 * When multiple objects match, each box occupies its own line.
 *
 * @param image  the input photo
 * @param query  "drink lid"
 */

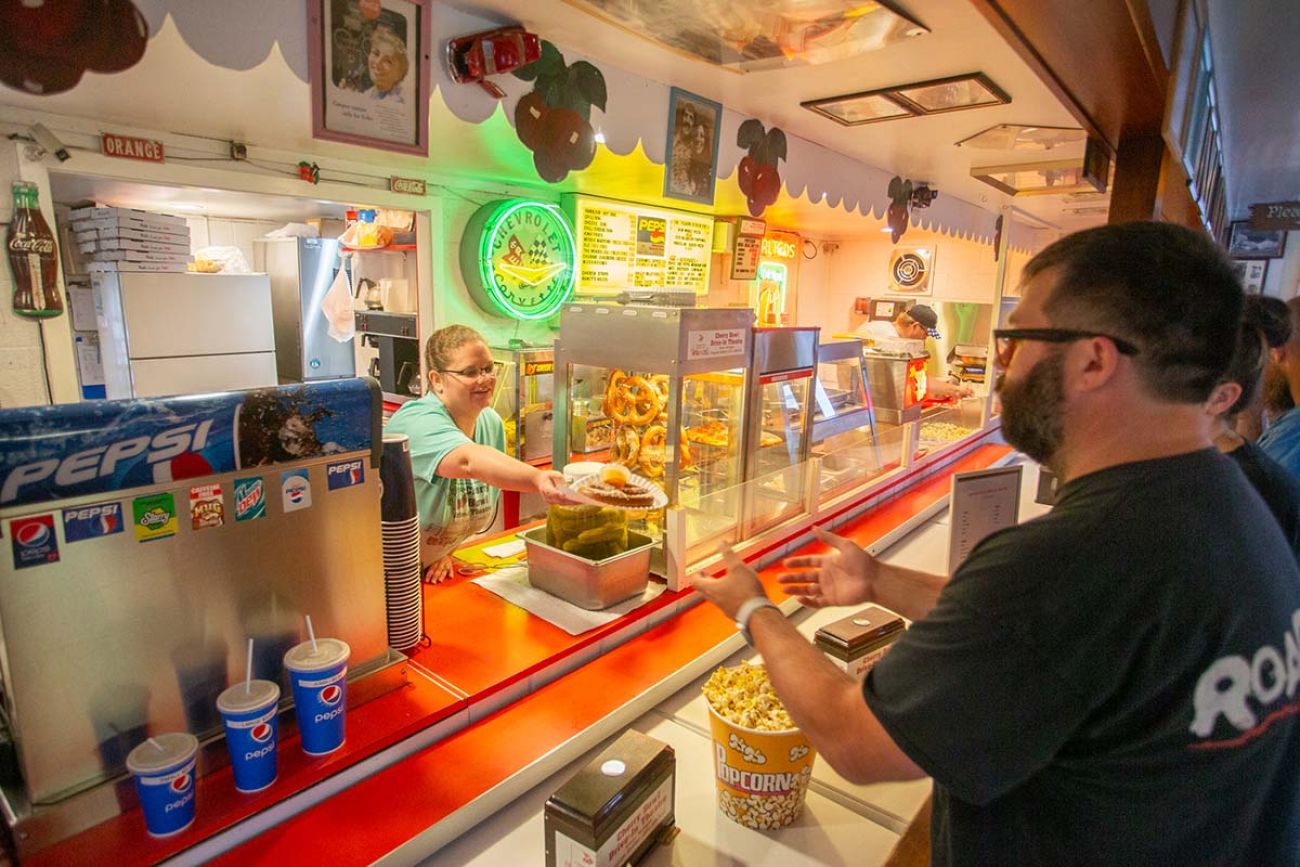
xmin=216 ymin=679 xmax=280 ymax=715
xmin=126 ymin=732 xmax=199 ymax=775
xmin=283 ymin=637 xmax=350 ymax=673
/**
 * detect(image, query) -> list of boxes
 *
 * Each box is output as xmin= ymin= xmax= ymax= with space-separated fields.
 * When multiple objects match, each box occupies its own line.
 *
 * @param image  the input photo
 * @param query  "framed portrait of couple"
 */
xmin=307 ymin=0 xmax=432 ymax=155
xmin=663 ymin=87 xmax=723 ymax=206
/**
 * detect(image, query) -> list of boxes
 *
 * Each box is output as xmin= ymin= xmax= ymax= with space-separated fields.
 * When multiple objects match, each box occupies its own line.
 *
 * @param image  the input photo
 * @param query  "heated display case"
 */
xmin=812 ymin=338 xmax=875 ymax=446
xmin=741 ymin=327 xmax=819 ymax=537
xmin=491 ymin=344 xmax=555 ymax=464
xmin=553 ymin=304 xmax=754 ymax=580
xmin=863 ymin=349 xmax=925 ymax=425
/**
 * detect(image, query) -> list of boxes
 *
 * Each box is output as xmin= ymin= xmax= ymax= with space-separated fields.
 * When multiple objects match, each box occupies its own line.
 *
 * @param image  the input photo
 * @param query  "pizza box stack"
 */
xmin=68 ymin=206 xmax=192 ymax=273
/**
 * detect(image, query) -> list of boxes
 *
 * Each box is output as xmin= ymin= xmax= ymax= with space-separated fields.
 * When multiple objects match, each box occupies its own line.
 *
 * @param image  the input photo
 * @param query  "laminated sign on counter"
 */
xmin=189 ymin=484 xmax=224 ymax=530
xmin=10 ymin=514 xmax=59 ymax=569
xmin=234 ymin=478 xmax=267 ymax=522
xmin=280 ymin=469 xmax=312 ymax=512
xmin=62 ymin=501 xmax=124 ymax=543
xmin=132 ymin=493 xmax=177 ymax=542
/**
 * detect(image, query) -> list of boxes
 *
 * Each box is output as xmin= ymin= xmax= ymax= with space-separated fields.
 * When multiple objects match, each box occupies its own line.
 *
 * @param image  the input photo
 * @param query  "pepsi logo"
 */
xmin=15 ymin=521 xmax=49 ymax=548
xmin=170 ymin=772 xmax=191 ymax=793
xmin=251 ymin=722 xmax=274 ymax=743
xmin=100 ymin=512 xmax=118 ymax=533
xmin=349 ymin=466 xmax=361 ymax=484
xmin=319 ymin=685 xmax=343 ymax=706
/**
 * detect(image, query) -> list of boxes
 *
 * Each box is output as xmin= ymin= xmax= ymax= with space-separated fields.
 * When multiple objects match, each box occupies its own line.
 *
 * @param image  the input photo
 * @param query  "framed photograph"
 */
xmin=307 ymin=0 xmax=431 ymax=156
xmin=1231 ymin=259 xmax=1268 ymax=294
xmin=663 ymin=88 xmax=722 ymax=205
xmin=1227 ymin=221 xmax=1288 ymax=259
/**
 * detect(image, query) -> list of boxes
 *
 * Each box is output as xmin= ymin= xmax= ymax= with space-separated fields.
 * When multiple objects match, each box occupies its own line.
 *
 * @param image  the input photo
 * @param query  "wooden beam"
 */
xmin=1109 ymin=134 xmax=1165 ymax=222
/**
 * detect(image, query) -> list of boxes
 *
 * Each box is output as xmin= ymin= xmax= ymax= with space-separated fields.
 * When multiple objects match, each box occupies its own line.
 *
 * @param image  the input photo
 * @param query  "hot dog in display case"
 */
xmin=552 ymin=304 xmax=754 ymax=584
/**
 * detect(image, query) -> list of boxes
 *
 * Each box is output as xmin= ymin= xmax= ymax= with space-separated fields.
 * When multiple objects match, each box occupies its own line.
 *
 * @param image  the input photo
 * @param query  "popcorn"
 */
xmin=920 ymin=422 xmax=973 ymax=443
xmin=702 ymin=663 xmax=796 ymax=732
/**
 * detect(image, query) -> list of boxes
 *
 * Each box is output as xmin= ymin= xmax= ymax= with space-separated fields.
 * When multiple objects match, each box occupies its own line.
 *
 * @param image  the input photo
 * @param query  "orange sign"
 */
xmin=761 ymin=231 xmax=799 ymax=260
xmin=100 ymin=133 xmax=164 ymax=163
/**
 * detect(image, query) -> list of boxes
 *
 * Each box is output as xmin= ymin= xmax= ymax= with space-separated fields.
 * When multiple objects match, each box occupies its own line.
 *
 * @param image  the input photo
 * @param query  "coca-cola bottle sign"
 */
xmin=7 ymin=182 xmax=64 ymax=320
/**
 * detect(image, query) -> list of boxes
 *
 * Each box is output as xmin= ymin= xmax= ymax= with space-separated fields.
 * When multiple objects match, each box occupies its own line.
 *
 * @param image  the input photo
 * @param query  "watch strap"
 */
xmin=735 ymin=597 xmax=779 ymax=646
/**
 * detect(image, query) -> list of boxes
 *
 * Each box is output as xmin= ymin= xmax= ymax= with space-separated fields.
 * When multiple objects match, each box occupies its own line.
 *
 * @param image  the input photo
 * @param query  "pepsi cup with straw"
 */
xmin=125 ymin=733 xmax=199 ymax=836
xmin=217 ymin=676 xmax=280 ymax=792
xmin=284 ymin=617 xmax=350 ymax=755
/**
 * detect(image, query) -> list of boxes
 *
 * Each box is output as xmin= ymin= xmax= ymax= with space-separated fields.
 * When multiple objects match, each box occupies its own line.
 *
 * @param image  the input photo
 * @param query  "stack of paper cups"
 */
xmin=380 ymin=434 xmax=421 ymax=650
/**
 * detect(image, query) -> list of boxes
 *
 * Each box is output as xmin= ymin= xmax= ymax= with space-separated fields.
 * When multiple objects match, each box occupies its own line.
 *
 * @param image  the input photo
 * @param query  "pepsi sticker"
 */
xmin=11 ymin=514 xmax=59 ymax=568
xmin=132 ymin=493 xmax=177 ymax=543
xmin=62 ymin=501 xmax=124 ymax=543
xmin=326 ymin=459 xmax=365 ymax=491
xmin=280 ymin=469 xmax=312 ymax=512
xmin=234 ymin=477 xmax=266 ymax=522
xmin=189 ymin=483 xmax=224 ymax=530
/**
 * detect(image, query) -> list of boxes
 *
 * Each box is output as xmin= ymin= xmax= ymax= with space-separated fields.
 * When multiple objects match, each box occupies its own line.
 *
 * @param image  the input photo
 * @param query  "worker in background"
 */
xmin=864 ymin=303 xmax=973 ymax=401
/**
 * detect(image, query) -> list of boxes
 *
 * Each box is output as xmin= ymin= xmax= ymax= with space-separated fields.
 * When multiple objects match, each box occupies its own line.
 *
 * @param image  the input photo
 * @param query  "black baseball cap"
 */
xmin=906 ymin=304 xmax=941 ymax=339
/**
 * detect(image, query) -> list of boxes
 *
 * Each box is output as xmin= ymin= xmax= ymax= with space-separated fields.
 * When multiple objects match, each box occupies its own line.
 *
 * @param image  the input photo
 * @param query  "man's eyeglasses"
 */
xmin=992 ymin=328 xmax=1140 ymax=368
xmin=438 ymin=364 xmax=498 ymax=381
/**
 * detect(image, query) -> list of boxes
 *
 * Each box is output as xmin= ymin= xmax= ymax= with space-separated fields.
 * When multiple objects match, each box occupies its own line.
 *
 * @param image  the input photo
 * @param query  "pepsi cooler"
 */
xmin=0 ymin=379 xmax=389 ymax=851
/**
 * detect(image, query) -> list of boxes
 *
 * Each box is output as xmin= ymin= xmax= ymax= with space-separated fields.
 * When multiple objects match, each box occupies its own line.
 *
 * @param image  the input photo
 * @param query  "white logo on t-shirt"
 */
xmin=1189 ymin=608 xmax=1300 ymax=742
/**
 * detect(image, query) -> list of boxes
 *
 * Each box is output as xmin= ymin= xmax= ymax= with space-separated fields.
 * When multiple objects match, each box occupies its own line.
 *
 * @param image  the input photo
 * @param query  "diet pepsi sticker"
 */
xmin=10 ymin=514 xmax=59 ymax=569
xmin=189 ymin=483 xmax=224 ymax=530
xmin=234 ymin=477 xmax=266 ymax=522
xmin=62 ymin=501 xmax=124 ymax=542
xmin=280 ymin=469 xmax=312 ymax=513
xmin=132 ymin=493 xmax=177 ymax=543
xmin=327 ymin=459 xmax=365 ymax=491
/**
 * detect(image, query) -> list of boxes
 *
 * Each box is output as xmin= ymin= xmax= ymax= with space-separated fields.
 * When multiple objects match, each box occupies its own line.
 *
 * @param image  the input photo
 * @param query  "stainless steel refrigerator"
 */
xmin=254 ymin=236 xmax=356 ymax=382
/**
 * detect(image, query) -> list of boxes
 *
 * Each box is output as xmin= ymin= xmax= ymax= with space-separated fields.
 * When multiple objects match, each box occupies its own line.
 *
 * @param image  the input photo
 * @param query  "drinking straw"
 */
xmin=245 ymin=637 xmax=254 ymax=695
xmin=148 ymin=737 xmax=164 ymax=752
xmin=305 ymin=615 xmax=319 ymax=654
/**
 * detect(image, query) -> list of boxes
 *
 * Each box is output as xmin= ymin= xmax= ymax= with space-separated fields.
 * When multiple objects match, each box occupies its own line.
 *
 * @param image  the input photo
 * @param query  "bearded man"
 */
xmin=695 ymin=222 xmax=1300 ymax=866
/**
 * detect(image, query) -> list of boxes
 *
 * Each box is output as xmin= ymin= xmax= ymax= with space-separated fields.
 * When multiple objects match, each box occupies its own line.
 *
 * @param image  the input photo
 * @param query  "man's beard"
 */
xmin=995 ymin=349 xmax=1066 ymax=466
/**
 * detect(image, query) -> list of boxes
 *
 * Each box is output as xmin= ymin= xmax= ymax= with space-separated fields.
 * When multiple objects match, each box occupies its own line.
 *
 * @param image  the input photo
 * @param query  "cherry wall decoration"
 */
xmin=513 ymin=40 xmax=607 ymax=183
xmin=737 ymin=119 xmax=786 ymax=217
xmin=0 ymin=0 xmax=147 ymax=96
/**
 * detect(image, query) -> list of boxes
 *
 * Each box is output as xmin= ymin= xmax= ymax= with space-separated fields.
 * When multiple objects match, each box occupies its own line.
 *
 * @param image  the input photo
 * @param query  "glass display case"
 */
xmin=553 ymin=304 xmax=754 ymax=581
xmin=742 ymin=327 xmax=819 ymax=537
xmin=812 ymin=338 xmax=875 ymax=445
xmin=491 ymin=344 xmax=554 ymax=464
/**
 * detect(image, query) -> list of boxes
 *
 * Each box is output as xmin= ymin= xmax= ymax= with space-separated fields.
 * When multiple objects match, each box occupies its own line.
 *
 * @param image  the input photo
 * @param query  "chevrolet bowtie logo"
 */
xmin=497 ymin=261 xmax=567 ymax=286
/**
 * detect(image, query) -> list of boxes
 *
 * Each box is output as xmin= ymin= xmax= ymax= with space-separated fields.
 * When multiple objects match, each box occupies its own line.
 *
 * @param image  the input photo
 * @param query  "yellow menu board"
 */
xmin=567 ymin=195 xmax=714 ymax=296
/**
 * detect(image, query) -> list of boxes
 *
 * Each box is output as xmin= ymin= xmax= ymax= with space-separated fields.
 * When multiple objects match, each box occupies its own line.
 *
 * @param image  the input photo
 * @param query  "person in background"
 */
xmin=694 ymin=222 xmax=1300 ymax=865
xmin=1233 ymin=296 xmax=1291 ymax=442
xmin=864 ymin=303 xmax=973 ymax=401
xmin=1257 ymin=298 xmax=1300 ymax=475
xmin=364 ymin=19 xmax=409 ymax=102
xmin=384 ymin=326 xmax=577 ymax=583
xmin=1206 ymin=295 xmax=1300 ymax=557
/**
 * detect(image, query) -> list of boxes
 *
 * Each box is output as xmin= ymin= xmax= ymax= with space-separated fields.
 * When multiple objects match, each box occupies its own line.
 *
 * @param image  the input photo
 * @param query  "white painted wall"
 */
xmin=1261 ymin=231 xmax=1299 ymax=299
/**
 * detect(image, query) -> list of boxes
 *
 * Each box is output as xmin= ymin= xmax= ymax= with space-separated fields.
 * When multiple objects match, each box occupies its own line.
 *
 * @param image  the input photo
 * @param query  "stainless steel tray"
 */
xmin=521 ymin=527 xmax=654 ymax=610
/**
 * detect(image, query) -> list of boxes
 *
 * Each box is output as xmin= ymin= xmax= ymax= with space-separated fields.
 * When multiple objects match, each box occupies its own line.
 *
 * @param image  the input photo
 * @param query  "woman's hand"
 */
xmin=536 ymin=470 xmax=582 ymax=505
xmin=423 ymin=555 xmax=454 ymax=584
xmin=776 ymin=526 xmax=877 ymax=608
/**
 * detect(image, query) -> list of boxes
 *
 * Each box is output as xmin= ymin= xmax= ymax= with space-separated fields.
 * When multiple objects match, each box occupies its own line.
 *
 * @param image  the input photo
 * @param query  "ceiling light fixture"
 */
xmin=954 ymin=124 xmax=1085 ymax=151
xmin=802 ymin=72 xmax=1010 ymax=127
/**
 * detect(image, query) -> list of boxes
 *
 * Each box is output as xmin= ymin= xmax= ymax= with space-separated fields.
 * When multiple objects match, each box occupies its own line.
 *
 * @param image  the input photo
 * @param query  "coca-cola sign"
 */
xmin=9 ymin=237 xmax=55 ymax=255
xmin=101 ymin=133 xmax=164 ymax=163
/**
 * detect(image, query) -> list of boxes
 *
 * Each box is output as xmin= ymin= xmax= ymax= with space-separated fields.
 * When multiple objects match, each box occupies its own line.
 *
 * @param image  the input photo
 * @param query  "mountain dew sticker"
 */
xmin=132 ymin=493 xmax=177 ymax=542
xmin=234 ymin=477 xmax=266 ymax=522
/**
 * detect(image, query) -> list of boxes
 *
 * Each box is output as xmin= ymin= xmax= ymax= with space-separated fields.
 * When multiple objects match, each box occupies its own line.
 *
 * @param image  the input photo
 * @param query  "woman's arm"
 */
xmin=435 ymin=443 xmax=573 ymax=503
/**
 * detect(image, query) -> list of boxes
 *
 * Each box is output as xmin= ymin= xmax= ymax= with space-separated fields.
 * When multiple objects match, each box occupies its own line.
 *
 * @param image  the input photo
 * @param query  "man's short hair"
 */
xmin=1023 ymin=222 xmax=1242 ymax=403
xmin=1222 ymin=295 xmax=1294 ymax=416
xmin=1246 ymin=295 xmax=1291 ymax=349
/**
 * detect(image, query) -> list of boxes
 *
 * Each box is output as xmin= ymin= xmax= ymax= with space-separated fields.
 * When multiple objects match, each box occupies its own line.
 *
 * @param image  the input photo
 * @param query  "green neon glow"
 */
xmin=473 ymin=200 xmax=577 ymax=321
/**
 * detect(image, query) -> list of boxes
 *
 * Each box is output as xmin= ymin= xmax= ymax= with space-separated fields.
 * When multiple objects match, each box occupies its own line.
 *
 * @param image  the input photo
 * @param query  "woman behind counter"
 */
xmin=386 ymin=325 xmax=575 ymax=583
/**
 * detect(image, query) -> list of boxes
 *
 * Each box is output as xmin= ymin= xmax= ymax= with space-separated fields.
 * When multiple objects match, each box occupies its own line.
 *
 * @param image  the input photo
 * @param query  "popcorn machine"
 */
xmin=553 ymin=304 xmax=754 ymax=583
xmin=491 ymin=343 xmax=554 ymax=464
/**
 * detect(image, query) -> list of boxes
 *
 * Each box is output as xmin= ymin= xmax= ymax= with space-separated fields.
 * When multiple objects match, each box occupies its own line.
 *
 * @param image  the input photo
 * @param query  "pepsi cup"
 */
xmin=217 ymin=679 xmax=280 ymax=793
xmin=283 ymin=638 xmax=350 ymax=756
xmin=125 ymin=733 xmax=199 ymax=837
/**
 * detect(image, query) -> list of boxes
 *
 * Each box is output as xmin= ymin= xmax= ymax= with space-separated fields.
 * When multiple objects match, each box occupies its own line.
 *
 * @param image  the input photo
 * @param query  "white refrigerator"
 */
xmin=96 ymin=272 xmax=278 ymax=399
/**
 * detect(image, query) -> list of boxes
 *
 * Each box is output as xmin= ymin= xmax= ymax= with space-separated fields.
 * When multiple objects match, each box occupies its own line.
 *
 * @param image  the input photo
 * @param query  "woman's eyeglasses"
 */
xmin=439 ymin=364 xmax=498 ymax=381
xmin=992 ymin=328 xmax=1140 ymax=368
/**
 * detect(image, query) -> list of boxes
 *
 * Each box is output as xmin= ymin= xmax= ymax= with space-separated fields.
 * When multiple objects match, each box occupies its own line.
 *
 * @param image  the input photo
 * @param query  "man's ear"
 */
xmin=1205 ymin=381 xmax=1242 ymax=418
xmin=1069 ymin=337 xmax=1127 ymax=393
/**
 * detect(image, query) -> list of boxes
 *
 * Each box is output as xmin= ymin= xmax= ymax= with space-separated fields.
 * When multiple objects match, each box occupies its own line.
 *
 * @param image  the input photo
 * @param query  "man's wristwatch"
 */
xmin=734 ymin=597 xmax=779 ymax=647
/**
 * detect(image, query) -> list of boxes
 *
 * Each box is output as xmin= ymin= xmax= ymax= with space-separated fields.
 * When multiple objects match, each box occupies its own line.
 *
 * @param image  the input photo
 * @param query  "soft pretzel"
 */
xmin=611 ymin=425 xmax=640 ymax=468
xmin=611 ymin=375 xmax=662 ymax=426
xmin=603 ymin=369 xmax=627 ymax=417
xmin=639 ymin=425 xmax=667 ymax=478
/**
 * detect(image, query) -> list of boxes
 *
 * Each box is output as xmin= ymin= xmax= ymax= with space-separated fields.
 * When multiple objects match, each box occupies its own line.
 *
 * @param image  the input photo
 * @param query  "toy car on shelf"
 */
xmin=447 ymin=26 xmax=541 ymax=98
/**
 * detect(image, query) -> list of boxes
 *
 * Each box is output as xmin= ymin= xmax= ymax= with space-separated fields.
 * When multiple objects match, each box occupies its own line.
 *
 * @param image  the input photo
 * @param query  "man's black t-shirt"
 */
xmin=1229 ymin=440 xmax=1300 ymax=559
xmin=864 ymin=450 xmax=1300 ymax=866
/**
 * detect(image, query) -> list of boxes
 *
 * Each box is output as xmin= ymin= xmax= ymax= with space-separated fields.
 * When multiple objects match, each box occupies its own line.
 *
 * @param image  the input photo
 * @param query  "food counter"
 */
xmin=22 ymin=419 xmax=1009 ymax=866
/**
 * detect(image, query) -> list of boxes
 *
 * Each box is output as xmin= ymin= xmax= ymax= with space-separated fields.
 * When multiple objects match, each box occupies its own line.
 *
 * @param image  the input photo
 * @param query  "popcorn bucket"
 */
xmin=705 ymin=701 xmax=817 ymax=830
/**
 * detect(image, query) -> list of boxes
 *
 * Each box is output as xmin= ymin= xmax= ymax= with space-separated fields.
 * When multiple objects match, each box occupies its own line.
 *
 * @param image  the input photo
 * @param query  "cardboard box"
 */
xmin=74 ymin=225 xmax=191 ymax=245
xmin=69 ymin=216 xmax=191 ymax=238
xmin=68 ymin=206 xmax=188 ymax=229
xmin=79 ymin=237 xmax=191 ymax=255
xmin=88 ymin=250 xmax=190 ymax=263
xmin=87 ymin=260 xmax=188 ymax=273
